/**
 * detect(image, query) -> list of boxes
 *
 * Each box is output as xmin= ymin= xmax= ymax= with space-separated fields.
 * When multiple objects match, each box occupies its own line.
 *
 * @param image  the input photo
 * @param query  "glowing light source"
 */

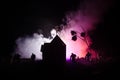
xmin=50 ymin=29 xmax=57 ymax=38
xmin=59 ymin=27 xmax=88 ymax=60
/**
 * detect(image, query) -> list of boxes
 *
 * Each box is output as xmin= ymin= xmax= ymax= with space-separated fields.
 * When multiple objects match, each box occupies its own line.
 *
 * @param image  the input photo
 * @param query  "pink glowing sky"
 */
xmin=59 ymin=23 xmax=89 ymax=59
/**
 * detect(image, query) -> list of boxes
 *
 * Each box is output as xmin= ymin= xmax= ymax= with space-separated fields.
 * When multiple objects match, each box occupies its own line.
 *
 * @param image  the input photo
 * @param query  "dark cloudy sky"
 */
xmin=5 ymin=0 xmax=119 ymax=57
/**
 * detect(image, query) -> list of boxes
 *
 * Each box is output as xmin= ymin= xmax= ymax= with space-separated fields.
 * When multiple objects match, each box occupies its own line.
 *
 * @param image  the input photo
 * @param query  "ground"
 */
xmin=0 ymin=57 xmax=119 ymax=79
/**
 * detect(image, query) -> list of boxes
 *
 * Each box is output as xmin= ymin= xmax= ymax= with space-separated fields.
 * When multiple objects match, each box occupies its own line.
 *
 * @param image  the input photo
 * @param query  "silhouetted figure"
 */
xmin=76 ymin=56 xmax=80 ymax=62
xmin=70 ymin=53 xmax=76 ymax=63
xmin=12 ymin=54 xmax=21 ymax=64
xmin=85 ymin=52 xmax=91 ymax=62
xmin=31 ymin=53 xmax=36 ymax=62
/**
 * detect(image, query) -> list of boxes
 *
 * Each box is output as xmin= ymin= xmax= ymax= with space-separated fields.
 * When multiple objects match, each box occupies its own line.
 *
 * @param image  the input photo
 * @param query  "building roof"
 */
xmin=51 ymin=35 xmax=66 ymax=46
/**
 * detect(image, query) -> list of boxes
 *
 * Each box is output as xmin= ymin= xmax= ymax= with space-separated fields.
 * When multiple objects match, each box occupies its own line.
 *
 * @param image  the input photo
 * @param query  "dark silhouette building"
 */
xmin=41 ymin=35 xmax=66 ymax=65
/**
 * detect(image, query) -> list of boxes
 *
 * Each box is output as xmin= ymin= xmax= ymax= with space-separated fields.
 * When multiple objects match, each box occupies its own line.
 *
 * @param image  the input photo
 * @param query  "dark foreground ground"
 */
xmin=0 ymin=58 xmax=119 ymax=80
